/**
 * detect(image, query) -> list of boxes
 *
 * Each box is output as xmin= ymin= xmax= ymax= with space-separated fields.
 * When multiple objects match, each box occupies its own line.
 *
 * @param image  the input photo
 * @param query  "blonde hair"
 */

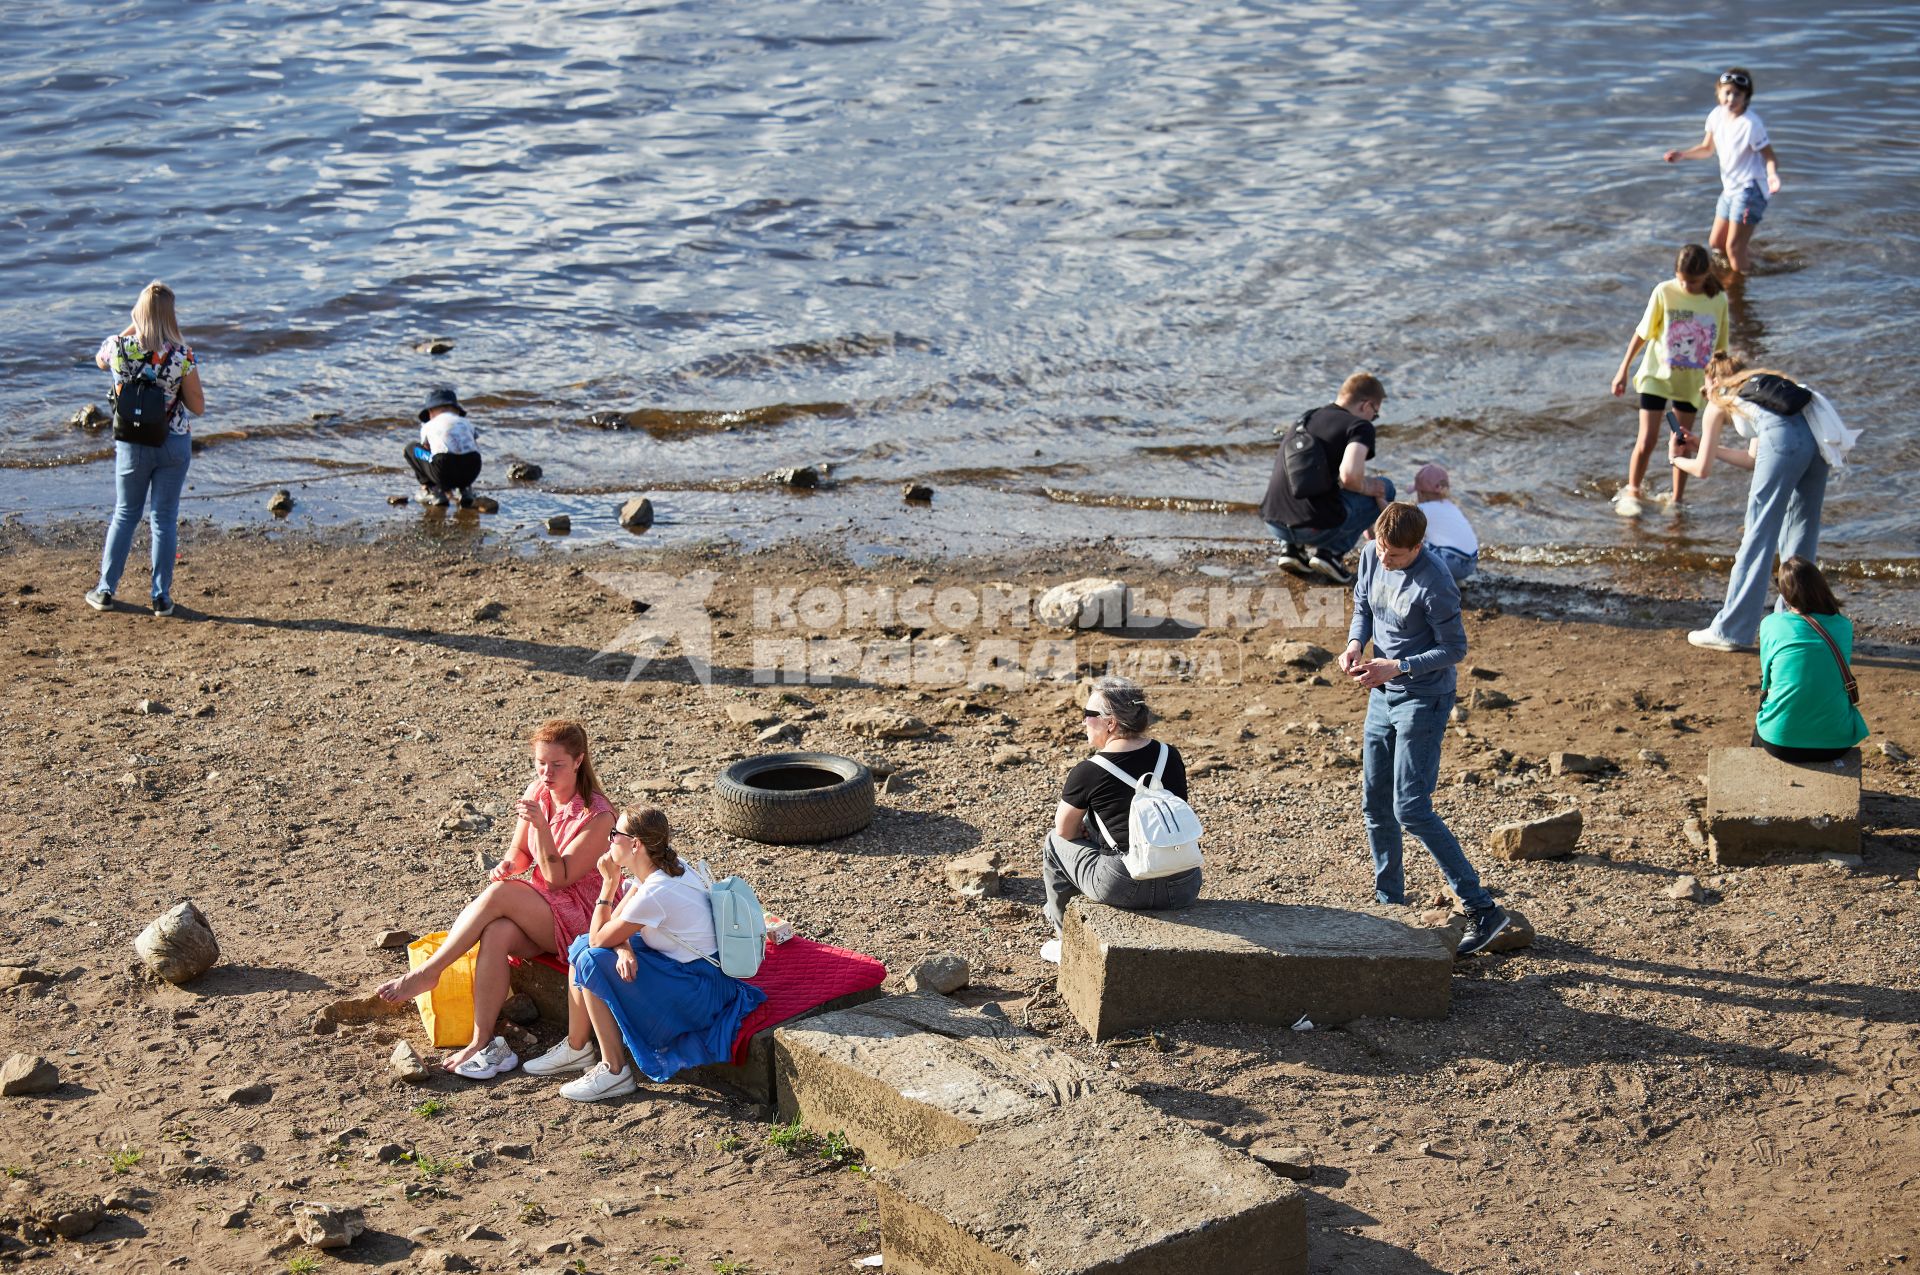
xmin=529 ymin=719 xmax=605 ymax=802
xmin=1704 ymin=353 xmax=1797 ymax=412
xmin=131 ymin=281 xmax=184 ymax=351
xmin=615 ymin=805 xmax=684 ymax=877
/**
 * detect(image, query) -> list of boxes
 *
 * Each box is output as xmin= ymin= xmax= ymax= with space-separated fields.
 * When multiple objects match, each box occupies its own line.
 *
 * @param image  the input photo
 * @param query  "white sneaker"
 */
xmin=450 ymin=1035 xmax=518 ymax=1080
xmin=523 ymin=1037 xmax=596 ymax=1077
xmin=1038 ymin=938 xmax=1062 ymax=965
xmin=559 ymin=1061 xmax=637 ymax=1103
xmin=1686 ymin=628 xmax=1749 ymax=653
xmin=1612 ymin=489 xmax=1643 ymax=517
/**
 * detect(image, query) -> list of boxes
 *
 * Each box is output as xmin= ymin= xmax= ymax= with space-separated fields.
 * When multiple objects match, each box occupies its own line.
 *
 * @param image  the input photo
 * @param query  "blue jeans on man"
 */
xmin=1265 ymin=477 xmax=1395 ymax=560
xmin=1362 ymin=686 xmax=1494 ymax=911
xmin=97 ymin=432 xmax=192 ymax=601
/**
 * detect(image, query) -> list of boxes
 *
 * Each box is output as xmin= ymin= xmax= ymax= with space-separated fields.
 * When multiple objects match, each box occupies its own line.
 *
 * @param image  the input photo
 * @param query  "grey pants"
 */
xmin=1040 ymin=830 xmax=1202 ymax=931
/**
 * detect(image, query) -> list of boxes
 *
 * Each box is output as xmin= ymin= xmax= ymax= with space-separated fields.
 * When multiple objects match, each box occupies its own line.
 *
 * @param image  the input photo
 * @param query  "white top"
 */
xmin=1706 ymin=105 xmax=1771 ymax=194
xmin=420 ymin=409 xmax=479 ymax=455
xmin=1730 ymin=391 xmax=1860 ymax=469
xmin=614 ymin=868 xmax=716 ymax=962
xmin=1417 ymin=498 xmax=1478 ymax=555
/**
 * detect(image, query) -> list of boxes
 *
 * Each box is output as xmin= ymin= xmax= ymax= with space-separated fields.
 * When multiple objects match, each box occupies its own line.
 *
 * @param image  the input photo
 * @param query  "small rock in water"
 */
xmin=471 ymin=495 xmax=499 ymax=514
xmin=506 ymin=461 xmax=542 ymax=481
xmin=772 ymin=465 xmax=819 ymax=489
xmin=133 ymin=901 xmax=220 ymax=984
xmin=70 ymin=403 xmax=110 ymax=430
xmin=901 ymin=482 xmax=934 ymax=503
xmin=413 ymin=339 xmax=453 ymax=355
xmin=0 ymin=1053 xmax=59 ymax=1097
xmin=267 ymin=489 xmax=295 ymax=515
xmin=390 ymin=1040 xmax=430 ymax=1083
xmin=544 ymin=515 xmax=571 ymax=535
xmin=618 ymin=496 xmax=654 ymax=530
xmin=387 ymin=494 xmax=409 ymax=506
xmin=903 ymin=953 xmax=971 ymax=996
xmin=588 ymin=411 xmax=628 ymax=430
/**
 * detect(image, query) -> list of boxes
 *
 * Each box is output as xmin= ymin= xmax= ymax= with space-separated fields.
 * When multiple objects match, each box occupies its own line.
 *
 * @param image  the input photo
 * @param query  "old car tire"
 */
xmin=711 ymin=752 xmax=875 ymax=845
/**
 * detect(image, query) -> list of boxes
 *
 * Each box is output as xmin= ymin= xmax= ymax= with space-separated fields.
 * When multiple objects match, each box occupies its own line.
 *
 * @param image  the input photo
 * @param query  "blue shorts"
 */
xmin=1715 ymin=181 xmax=1767 ymax=227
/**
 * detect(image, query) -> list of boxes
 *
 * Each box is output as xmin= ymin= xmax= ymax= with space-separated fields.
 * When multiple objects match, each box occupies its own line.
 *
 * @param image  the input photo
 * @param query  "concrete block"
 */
xmin=508 ymin=958 xmax=881 ymax=1105
xmin=772 ymin=992 xmax=1099 ymax=1169
xmin=1705 ymin=748 xmax=1861 ymax=866
xmin=1060 ymin=900 xmax=1451 ymax=1042
xmin=873 ymin=1090 xmax=1306 ymax=1275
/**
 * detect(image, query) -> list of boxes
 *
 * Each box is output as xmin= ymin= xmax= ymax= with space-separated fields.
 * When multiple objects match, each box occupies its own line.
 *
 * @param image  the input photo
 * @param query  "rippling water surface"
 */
xmin=3 ymin=0 xmax=1917 ymax=577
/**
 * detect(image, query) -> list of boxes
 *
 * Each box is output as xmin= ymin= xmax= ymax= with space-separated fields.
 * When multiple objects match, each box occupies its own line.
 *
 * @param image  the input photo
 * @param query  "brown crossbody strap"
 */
xmin=1791 ymin=610 xmax=1860 ymax=706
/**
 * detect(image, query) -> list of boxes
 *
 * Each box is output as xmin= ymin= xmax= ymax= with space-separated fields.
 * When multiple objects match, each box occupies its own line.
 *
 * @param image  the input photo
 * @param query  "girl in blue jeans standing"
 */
xmin=1668 ymin=355 xmax=1845 ymax=652
xmin=85 ymin=281 xmax=205 ymax=618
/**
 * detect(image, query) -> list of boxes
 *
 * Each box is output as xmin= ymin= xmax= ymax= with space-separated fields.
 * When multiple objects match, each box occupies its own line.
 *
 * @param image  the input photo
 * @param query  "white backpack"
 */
xmin=1088 ymin=744 xmax=1204 ymax=881
xmin=666 ymin=862 xmax=768 ymax=979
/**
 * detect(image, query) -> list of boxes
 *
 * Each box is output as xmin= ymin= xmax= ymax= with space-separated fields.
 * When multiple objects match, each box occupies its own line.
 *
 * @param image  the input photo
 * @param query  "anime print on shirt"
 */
xmin=1665 ymin=308 xmax=1719 ymax=371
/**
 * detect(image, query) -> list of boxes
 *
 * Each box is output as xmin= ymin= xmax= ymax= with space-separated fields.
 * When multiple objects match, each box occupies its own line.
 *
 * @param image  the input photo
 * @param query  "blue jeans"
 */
xmin=1703 ymin=413 xmax=1825 ymax=646
xmin=1715 ymin=180 xmax=1768 ymax=226
xmin=1430 ymin=545 xmax=1478 ymax=582
xmin=1362 ymin=688 xmax=1493 ymax=912
xmin=97 ymin=432 xmax=192 ymax=600
xmin=1266 ymin=477 xmax=1396 ymax=559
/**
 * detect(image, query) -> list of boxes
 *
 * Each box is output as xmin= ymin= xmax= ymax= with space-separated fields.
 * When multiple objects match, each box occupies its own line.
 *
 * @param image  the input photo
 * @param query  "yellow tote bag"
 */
xmin=406 ymin=931 xmax=476 ymax=1047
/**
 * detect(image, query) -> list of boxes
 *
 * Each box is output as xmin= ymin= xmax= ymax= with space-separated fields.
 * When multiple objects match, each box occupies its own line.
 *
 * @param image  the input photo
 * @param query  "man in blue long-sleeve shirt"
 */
xmin=1339 ymin=502 xmax=1510 ymax=957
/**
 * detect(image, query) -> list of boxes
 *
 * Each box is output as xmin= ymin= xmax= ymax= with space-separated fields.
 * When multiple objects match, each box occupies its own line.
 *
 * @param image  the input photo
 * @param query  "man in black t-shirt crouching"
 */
xmin=1260 ymin=371 xmax=1395 ymax=587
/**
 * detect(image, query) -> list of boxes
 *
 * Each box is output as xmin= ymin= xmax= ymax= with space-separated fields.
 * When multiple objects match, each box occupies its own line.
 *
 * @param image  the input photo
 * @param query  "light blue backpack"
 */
xmin=670 ymin=862 xmax=767 ymax=979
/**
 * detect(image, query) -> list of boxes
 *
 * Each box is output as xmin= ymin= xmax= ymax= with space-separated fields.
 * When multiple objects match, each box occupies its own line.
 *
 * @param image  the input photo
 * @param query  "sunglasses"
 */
xmin=1082 ymin=707 xmax=1106 ymax=719
xmin=1719 ymin=71 xmax=1751 ymax=90
xmin=610 ymin=827 xmax=636 ymax=842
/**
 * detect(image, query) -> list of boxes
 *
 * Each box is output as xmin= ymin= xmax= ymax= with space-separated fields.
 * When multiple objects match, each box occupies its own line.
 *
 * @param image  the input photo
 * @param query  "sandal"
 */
xmin=450 ymin=1037 xmax=518 ymax=1080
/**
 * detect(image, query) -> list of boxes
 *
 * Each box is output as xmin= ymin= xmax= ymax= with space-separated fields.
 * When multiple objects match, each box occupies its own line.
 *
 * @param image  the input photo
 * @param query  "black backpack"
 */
xmin=1281 ymin=410 xmax=1334 ymax=500
xmin=110 ymin=344 xmax=173 ymax=446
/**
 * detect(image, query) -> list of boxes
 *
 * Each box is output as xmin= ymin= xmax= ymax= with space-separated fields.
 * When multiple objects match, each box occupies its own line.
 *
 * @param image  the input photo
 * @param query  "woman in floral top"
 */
xmin=85 ymin=280 xmax=205 ymax=617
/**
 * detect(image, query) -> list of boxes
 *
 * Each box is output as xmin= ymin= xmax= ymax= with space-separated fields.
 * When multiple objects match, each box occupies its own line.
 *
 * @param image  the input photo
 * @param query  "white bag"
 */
xmin=1088 ymin=743 xmax=1204 ymax=881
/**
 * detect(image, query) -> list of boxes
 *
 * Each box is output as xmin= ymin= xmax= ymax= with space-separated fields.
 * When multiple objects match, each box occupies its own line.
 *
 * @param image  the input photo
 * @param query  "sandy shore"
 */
xmin=1 ymin=525 xmax=1917 ymax=1273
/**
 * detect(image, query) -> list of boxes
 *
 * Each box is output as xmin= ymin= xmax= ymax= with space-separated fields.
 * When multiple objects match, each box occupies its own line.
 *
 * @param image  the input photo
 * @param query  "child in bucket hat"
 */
xmin=406 ymin=387 xmax=482 ymax=509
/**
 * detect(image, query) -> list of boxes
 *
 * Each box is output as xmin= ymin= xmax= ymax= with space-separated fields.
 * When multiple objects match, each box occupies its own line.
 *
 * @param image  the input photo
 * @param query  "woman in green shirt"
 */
xmin=1755 ymin=557 xmax=1868 ymax=762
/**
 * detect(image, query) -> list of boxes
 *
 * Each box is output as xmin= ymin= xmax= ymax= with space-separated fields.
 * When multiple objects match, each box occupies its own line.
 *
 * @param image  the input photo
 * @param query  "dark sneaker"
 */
xmin=85 ymin=587 xmax=114 ymax=611
xmin=1305 ymin=547 xmax=1355 ymax=587
xmin=1274 ymin=542 xmax=1310 ymax=577
xmin=457 ymin=487 xmax=476 ymax=510
xmin=1457 ymin=906 xmax=1510 ymax=958
xmin=427 ymin=488 xmax=449 ymax=508
xmin=151 ymin=595 xmax=174 ymax=618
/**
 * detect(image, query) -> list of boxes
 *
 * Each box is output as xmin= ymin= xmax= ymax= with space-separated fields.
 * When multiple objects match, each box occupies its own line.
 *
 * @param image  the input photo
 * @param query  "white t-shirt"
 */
xmin=420 ymin=409 xmax=479 ymax=455
xmin=1418 ymin=498 xmax=1477 ymax=556
xmin=1706 ymin=105 xmax=1771 ymax=194
xmin=614 ymin=869 xmax=716 ymax=963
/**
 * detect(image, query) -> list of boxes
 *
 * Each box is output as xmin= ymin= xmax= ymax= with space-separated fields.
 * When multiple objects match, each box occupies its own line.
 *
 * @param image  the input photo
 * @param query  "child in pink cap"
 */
xmin=1413 ymin=464 xmax=1478 ymax=583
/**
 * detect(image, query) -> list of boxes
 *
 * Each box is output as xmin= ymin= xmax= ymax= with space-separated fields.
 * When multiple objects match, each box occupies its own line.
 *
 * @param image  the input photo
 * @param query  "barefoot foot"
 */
xmin=375 ymin=968 xmax=436 ymax=1003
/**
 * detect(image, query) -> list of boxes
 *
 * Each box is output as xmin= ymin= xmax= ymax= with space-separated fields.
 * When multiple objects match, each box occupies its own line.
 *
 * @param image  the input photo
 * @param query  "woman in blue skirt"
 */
xmin=523 ymin=804 xmax=766 ymax=1102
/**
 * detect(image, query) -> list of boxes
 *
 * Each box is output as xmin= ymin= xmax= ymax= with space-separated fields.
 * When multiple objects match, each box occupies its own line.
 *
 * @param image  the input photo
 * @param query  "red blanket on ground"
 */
xmin=518 ymin=936 xmax=887 ymax=1066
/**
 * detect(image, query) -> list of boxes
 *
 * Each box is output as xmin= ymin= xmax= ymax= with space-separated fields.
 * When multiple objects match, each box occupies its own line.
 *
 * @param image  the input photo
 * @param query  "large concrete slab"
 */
xmin=508 ymin=957 xmax=881 ymax=1105
xmin=873 ymin=1090 xmax=1306 ymax=1275
xmin=773 ymin=992 xmax=1100 ymax=1169
xmin=1060 ymin=899 xmax=1452 ymax=1042
xmin=1705 ymin=747 xmax=1861 ymax=866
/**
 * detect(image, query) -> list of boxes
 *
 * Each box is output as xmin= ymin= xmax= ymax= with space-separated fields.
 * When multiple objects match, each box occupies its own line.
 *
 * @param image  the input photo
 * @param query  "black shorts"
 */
xmin=1639 ymin=392 xmax=1701 ymax=415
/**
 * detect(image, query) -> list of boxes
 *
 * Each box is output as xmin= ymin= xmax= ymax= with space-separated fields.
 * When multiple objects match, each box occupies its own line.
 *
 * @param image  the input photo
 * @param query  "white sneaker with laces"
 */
xmin=560 ymin=1061 xmax=638 ymax=1103
xmin=1039 ymin=938 xmax=1062 ymax=965
xmin=1686 ymin=628 xmax=1748 ymax=653
xmin=523 ymin=1037 xmax=596 ymax=1077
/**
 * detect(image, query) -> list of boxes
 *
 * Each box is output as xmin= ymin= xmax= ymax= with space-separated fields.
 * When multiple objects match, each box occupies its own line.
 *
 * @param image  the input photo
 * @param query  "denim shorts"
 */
xmin=1715 ymin=180 xmax=1767 ymax=226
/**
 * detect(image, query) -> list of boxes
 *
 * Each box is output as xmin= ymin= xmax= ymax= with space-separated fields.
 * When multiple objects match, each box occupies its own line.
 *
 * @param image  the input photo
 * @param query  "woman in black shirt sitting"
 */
xmin=1039 ymin=676 xmax=1202 ymax=963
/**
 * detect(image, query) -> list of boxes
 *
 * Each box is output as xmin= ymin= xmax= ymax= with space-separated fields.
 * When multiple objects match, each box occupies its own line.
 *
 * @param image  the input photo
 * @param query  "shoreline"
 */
xmin=2 ymin=529 xmax=1917 ymax=1271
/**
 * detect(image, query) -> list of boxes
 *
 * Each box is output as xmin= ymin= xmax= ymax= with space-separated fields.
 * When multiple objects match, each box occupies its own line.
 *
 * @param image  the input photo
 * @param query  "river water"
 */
xmin=3 ymin=0 xmax=1917 ymax=586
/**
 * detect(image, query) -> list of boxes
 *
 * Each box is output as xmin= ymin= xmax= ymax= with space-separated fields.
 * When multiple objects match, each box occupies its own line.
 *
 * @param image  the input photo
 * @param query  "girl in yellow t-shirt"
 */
xmin=1607 ymin=243 xmax=1730 ymax=515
